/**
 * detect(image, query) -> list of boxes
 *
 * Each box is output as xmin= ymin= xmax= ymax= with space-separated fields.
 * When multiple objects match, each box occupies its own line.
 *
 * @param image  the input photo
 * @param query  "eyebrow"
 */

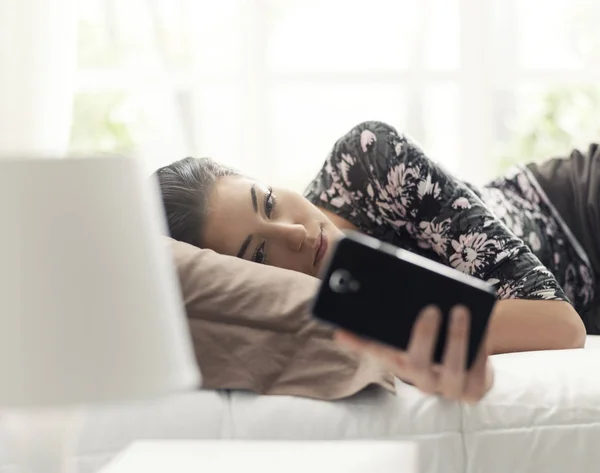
xmin=250 ymin=184 xmax=258 ymax=213
xmin=237 ymin=235 xmax=252 ymax=258
xmin=237 ymin=184 xmax=260 ymax=258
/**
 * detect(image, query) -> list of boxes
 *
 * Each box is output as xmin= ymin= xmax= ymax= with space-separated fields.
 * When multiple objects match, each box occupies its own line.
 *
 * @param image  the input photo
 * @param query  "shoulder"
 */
xmin=328 ymin=121 xmax=432 ymax=187
xmin=303 ymin=120 xmax=439 ymax=210
xmin=332 ymin=121 xmax=407 ymax=161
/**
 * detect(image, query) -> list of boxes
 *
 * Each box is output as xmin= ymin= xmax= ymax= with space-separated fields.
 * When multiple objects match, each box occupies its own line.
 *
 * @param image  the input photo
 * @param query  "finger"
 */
xmin=334 ymin=330 xmax=408 ymax=370
xmin=406 ymin=305 xmax=442 ymax=393
xmin=439 ymin=306 xmax=469 ymax=400
xmin=334 ymin=330 xmax=367 ymax=349
xmin=463 ymin=362 xmax=493 ymax=404
xmin=463 ymin=337 xmax=491 ymax=403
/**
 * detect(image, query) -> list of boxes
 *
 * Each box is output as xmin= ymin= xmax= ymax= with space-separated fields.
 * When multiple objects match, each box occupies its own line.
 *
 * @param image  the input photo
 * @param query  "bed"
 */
xmin=0 ymin=336 xmax=585 ymax=473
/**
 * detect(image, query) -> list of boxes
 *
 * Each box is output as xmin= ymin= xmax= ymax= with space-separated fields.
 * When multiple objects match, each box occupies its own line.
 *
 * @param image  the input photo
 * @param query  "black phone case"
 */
xmin=311 ymin=230 xmax=496 ymax=369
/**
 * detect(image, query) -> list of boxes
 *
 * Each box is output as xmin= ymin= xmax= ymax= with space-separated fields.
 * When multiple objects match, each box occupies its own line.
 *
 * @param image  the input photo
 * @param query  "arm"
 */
xmin=489 ymin=300 xmax=585 ymax=353
xmin=321 ymin=205 xmax=586 ymax=354
xmin=308 ymin=121 xmax=584 ymax=354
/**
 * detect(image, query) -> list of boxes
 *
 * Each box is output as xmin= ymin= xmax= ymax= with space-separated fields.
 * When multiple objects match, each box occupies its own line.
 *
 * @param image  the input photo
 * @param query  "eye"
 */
xmin=252 ymin=241 xmax=267 ymax=265
xmin=265 ymin=187 xmax=277 ymax=218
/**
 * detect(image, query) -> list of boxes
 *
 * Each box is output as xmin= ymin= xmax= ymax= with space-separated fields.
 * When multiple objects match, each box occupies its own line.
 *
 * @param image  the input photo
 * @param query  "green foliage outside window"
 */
xmin=496 ymin=86 xmax=600 ymax=174
xmin=69 ymin=93 xmax=135 ymax=155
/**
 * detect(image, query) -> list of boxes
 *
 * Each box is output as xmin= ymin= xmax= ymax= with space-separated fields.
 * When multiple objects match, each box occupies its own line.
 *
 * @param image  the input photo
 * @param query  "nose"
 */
xmin=268 ymin=222 xmax=310 ymax=252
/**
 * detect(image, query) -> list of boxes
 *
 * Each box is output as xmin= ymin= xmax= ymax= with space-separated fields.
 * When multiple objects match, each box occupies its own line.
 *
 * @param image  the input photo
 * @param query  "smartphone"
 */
xmin=311 ymin=230 xmax=496 ymax=369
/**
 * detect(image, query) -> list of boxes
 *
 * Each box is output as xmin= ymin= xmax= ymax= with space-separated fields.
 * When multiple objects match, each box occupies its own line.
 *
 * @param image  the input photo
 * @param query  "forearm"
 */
xmin=486 ymin=299 xmax=586 ymax=354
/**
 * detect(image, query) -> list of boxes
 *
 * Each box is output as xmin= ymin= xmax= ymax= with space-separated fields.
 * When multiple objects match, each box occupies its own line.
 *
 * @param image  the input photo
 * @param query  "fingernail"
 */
xmin=452 ymin=307 xmax=467 ymax=324
xmin=423 ymin=306 xmax=440 ymax=321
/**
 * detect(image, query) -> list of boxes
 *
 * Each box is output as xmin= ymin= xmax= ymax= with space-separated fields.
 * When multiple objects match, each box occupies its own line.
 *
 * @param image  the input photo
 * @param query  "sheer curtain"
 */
xmin=180 ymin=0 xmax=464 ymax=187
xmin=72 ymin=0 xmax=600 ymax=187
xmin=0 ymin=0 xmax=78 ymax=157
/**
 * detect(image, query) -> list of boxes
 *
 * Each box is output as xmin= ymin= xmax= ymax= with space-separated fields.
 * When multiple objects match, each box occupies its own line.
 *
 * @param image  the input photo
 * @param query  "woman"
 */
xmin=156 ymin=121 xmax=591 ymax=401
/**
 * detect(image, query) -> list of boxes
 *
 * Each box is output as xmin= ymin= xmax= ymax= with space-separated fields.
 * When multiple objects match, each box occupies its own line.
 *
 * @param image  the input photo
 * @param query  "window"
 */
xmin=73 ymin=0 xmax=600 ymax=189
xmin=493 ymin=0 xmax=600 ymax=172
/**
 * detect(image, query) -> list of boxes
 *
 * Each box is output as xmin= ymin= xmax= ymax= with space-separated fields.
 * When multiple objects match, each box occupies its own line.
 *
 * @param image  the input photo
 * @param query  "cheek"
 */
xmin=284 ymin=197 xmax=321 ymax=223
xmin=266 ymin=244 xmax=307 ymax=272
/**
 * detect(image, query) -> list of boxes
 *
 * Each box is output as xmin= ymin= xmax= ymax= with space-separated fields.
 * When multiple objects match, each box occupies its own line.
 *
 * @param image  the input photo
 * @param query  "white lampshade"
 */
xmin=0 ymin=156 xmax=200 ymax=406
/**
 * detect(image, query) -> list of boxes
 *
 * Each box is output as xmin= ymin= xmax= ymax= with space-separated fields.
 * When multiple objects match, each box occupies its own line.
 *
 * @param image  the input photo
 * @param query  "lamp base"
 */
xmin=1 ymin=407 xmax=84 ymax=473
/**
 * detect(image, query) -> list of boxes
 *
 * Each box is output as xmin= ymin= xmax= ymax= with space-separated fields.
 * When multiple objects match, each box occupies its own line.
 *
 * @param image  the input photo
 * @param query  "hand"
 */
xmin=334 ymin=305 xmax=493 ymax=403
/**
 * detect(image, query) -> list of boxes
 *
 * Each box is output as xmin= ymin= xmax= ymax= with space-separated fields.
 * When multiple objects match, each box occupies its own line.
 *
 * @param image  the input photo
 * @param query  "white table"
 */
xmin=100 ymin=440 xmax=417 ymax=473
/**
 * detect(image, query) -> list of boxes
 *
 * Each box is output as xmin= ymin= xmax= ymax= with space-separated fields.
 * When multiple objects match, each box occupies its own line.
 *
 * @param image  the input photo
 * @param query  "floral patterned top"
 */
xmin=304 ymin=121 xmax=595 ymax=313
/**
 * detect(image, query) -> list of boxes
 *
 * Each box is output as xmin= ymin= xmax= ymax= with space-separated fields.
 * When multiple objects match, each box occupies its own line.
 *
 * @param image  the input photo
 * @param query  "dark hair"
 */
xmin=154 ymin=157 xmax=239 ymax=247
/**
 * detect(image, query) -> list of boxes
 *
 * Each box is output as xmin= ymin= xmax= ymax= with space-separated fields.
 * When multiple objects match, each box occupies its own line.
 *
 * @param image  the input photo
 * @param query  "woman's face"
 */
xmin=202 ymin=175 xmax=344 ymax=277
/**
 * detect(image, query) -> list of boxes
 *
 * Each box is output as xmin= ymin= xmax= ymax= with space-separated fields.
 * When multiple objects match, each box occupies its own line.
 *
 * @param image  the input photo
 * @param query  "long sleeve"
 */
xmin=304 ymin=121 xmax=569 ymax=302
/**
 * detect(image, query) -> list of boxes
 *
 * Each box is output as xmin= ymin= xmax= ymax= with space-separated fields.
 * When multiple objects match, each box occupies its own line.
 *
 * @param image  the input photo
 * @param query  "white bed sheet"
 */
xmin=464 ymin=347 xmax=600 ymax=473
xmin=1 ymin=339 xmax=599 ymax=473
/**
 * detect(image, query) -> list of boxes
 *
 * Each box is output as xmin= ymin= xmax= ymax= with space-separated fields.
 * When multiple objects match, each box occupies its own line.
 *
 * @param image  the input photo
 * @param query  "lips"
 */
xmin=313 ymin=226 xmax=328 ymax=267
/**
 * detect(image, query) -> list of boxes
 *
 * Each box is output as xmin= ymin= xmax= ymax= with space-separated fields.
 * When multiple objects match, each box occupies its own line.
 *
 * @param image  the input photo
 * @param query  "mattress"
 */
xmin=463 ymin=347 xmax=600 ymax=473
xmin=2 ymin=339 xmax=600 ymax=473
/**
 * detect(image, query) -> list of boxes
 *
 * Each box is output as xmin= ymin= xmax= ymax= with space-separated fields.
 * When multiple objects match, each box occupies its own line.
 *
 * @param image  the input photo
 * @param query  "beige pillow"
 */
xmin=168 ymin=238 xmax=395 ymax=400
